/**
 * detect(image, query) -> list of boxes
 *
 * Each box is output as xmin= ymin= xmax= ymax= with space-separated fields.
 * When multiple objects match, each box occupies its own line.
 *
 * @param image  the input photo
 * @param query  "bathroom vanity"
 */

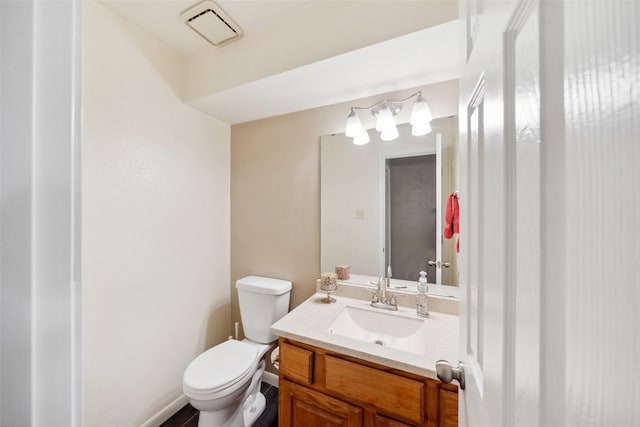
xmin=271 ymin=292 xmax=459 ymax=427
xmin=278 ymin=338 xmax=457 ymax=426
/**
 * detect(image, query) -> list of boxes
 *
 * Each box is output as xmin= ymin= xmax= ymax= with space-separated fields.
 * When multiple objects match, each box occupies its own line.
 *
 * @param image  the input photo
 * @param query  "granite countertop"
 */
xmin=271 ymin=292 xmax=459 ymax=380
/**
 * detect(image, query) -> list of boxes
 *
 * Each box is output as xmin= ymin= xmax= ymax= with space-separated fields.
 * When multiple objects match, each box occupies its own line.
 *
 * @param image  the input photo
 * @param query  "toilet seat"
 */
xmin=183 ymin=340 xmax=258 ymax=400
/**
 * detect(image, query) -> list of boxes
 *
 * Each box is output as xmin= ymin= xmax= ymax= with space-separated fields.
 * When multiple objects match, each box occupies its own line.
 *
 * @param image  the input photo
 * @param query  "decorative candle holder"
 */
xmin=335 ymin=264 xmax=351 ymax=280
xmin=320 ymin=272 xmax=338 ymax=303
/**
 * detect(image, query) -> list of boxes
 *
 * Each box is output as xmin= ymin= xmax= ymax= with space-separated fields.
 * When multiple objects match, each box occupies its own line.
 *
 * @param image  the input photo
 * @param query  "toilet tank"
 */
xmin=236 ymin=276 xmax=292 ymax=344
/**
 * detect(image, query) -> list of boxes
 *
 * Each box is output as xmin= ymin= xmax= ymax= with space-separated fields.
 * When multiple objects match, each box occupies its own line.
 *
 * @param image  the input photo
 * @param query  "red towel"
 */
xmin=444 ymin=193 xmax=460 ymax=252
xmin=444 ymin=192 xmax=459 ymax=237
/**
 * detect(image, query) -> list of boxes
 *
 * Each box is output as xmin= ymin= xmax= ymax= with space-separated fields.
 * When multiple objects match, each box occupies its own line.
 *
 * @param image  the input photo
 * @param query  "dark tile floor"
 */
xmin=160 ymin=382 xmax=278 ymax=427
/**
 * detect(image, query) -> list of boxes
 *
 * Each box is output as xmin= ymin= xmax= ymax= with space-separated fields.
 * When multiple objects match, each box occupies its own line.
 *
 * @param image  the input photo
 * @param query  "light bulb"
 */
xmin=410 ymin=93 xmax=433 ymax=126
xmin=375 ymin=103 xmax=396 ymax=132
xmin=380 ymin=126 xmax=399 ymax=141
xmin=411 ymin=122 xmax=432 ymax=136
xmin=345 ymin=109 xmax=363 ymax=137
xmin=353 ymin=129 xmax=370 ymax=145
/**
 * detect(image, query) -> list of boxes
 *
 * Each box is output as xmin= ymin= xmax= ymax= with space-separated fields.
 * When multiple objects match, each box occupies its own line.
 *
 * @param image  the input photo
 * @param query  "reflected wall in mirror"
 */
xmin=321 ymin=116 xmax=459 ymax=290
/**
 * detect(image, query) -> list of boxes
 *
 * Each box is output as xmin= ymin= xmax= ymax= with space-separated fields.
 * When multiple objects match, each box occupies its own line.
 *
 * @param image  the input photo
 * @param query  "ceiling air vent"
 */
xmin=181 ymin=1 xmax=242 ymax=47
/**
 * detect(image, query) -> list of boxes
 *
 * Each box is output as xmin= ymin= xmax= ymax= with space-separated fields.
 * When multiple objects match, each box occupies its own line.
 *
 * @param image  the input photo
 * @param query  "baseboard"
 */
xmin=262 ymin=371 xmax=279 ymax=388
xmin=139 ymin=393 xmax=189 ymax=427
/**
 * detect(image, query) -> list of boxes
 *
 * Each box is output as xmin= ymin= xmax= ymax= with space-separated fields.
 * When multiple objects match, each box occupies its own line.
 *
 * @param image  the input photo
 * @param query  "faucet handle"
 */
xmin=366 ymin=287 xmax=380 ymax=303
xmin=387 ymin=292 xmax=412 ymax=308
xmin=388 ymin=294 xmax=397 ymax=308
xmin=382 ymin=291 xmax=400 ymax=308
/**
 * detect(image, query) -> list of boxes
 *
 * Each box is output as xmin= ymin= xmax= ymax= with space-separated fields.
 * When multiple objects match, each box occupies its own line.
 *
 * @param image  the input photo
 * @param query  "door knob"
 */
xmin=428 ymin=260 xmax=451 ymax=269
xmin=436 ymin=360 xmax=465 ymax=390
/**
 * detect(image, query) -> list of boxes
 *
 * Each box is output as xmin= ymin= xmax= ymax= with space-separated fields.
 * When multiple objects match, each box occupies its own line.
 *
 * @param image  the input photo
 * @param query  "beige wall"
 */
xmin=82 ymin=3 xmax=230 ymax=426
xmin=230 ymin=80 xmax=458 ymax=362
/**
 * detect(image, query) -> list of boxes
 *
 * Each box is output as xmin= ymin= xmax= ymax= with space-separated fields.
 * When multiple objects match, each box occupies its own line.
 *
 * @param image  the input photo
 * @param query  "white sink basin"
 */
xmin=326 ymin=305 xmax=427 ymax=355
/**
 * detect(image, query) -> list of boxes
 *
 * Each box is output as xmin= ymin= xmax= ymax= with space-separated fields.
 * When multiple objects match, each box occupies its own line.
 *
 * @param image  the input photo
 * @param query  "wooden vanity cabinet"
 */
xmin=278 ymin=338 xmax=458 ymax=427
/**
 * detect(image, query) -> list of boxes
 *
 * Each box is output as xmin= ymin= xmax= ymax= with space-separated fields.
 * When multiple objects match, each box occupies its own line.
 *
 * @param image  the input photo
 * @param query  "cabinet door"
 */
xmin=374 ymin=414 xmax=413 ymax=427
xmin=439 ymin=388 xmax=458 ymax=427
xmin=280 ymin=379 xmax=363 ymax=427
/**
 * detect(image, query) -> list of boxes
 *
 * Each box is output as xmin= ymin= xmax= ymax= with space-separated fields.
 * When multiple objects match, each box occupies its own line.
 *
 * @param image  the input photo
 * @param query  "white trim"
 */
xmin=503 ymin=2 xmax=537 ymax=426
xmin=435 ymin=134 xmax=442 ymax=285
xmin=377 ymin=141 xmax=440 ymax=279
xmin=31 ymin=1 xmax=84 ymax=424
xmin=262 ymin=371 xmax=279 ymax=388
xmin=139 ymin=394 xmax=189 ymax=427
xmin=458 ymin=70 xmax=487 ymax=421
xmin=464 ymin=74 xmax=486 ymax=399
xmin=0 ymin=1 xmax=36 ymax=424
xmin=538 ymin=2 xmax=565 ymax=425
xmin=379 ymin=154 xmax=387 ymax=274
xmin=70 ymin=1 xmax=84 ymax=425
xmin=1 ymin=1 xmax=82 ymax=425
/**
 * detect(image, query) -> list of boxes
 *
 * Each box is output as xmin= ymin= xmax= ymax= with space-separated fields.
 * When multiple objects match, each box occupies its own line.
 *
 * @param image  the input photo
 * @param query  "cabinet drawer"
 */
xmin=280 ymin=342 xmax=314 ymax=385
xmin=324 ymin=355 xmax=424 ymax=424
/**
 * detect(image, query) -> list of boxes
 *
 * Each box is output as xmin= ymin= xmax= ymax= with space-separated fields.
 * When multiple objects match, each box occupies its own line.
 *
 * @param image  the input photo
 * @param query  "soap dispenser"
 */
xmin=417 ymin=271 xmax=429 ymax=317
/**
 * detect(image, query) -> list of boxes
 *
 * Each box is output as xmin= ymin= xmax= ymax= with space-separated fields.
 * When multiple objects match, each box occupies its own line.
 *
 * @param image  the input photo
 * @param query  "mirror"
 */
xmin=321 ymin=117 xmax=459 ymax=294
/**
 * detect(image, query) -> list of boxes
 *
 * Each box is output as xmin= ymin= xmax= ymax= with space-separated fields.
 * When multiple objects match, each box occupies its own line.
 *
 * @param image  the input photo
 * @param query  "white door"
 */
xmin=457 ymin=1 xmax=518 ymax=425
xmin=456 ymin=0 xmax=639 ymax=426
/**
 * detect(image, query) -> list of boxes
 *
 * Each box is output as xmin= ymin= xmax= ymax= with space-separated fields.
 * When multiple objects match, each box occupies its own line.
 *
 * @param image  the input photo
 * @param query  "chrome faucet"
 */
xmin=369 ymin=265 xmax=398 ymax=311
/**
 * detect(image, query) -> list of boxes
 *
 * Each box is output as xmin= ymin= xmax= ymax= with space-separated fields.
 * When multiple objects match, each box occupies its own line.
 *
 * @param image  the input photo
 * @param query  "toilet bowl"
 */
xmin=183 ymin=276 xmax=292 ymax=427
xmin=183 ymin=339 xmax=270 ymax=427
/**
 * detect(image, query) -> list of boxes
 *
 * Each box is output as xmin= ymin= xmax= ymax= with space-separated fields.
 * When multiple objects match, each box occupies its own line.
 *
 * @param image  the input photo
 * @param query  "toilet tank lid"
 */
xmin=236 ymin=276 xmax=292 ymax=295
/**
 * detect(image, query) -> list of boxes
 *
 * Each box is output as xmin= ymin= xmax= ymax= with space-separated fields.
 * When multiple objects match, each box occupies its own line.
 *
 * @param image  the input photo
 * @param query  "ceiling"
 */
xmin=103 ymin=0 xmax=318 ymax=56
xmin=101 ymin=0 xmax=462 ymax=124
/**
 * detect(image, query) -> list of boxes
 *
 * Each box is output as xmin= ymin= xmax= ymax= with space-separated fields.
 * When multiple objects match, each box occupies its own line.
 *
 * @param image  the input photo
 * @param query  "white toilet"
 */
xmin=183 ymin=276 xmax=292 ymax=427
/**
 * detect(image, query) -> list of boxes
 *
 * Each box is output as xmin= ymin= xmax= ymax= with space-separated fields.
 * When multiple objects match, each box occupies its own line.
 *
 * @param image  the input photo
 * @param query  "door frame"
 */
xmin=0 ymin=1 xmax=83 ymax=425
xmin=377 ymin=134 xmax=442 ymax=282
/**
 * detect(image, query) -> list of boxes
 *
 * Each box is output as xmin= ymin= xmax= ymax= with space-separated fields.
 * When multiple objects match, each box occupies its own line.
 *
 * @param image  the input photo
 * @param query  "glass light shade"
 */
xmin=410 ymin=94 xmax=433 ymax=126
xmin=375 ymin=104 xmax=396 ymax=132
xmin=345 ymin=109 xmax=364 ymax=137
xmin=411 ymin=122 xmax=432 ymax=136
xmin=353 ymin=129 xmax=370 ymax=145
xmin=380 ymin=126 xmax=399 ymax=141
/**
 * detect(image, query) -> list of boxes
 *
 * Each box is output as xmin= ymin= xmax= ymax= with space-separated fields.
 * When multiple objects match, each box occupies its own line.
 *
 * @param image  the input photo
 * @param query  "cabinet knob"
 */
xmin=436 ymin=360 xmax=466 ymax=390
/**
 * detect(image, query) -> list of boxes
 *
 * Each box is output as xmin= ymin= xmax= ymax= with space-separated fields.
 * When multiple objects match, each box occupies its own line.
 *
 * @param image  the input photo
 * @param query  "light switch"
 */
xmin=355 ymin=209 xmax=365 ymax=220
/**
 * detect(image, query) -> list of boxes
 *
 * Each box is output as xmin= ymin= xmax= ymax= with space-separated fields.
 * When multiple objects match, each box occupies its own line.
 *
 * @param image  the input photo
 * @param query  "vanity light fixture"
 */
xmin=345 ymin=92 xmax=433 ymax=144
